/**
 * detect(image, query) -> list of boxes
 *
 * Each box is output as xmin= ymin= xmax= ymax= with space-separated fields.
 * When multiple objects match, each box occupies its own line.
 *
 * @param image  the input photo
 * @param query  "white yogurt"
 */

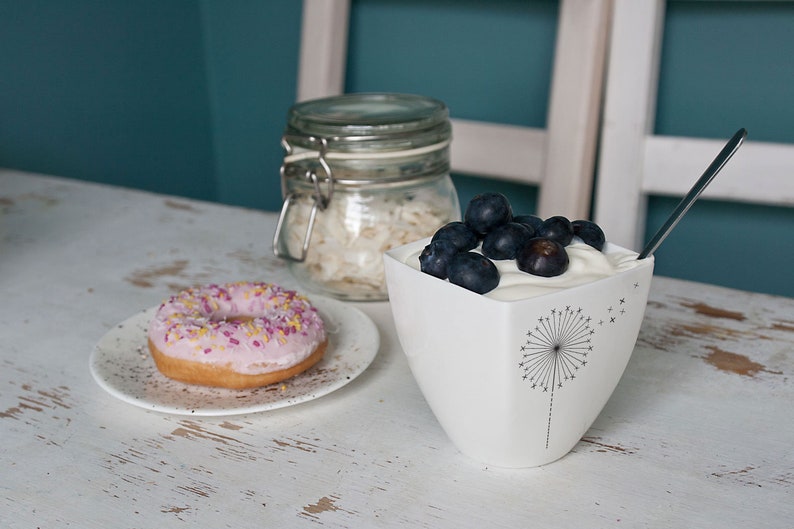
xmin=407 ymin=239 xmax=645 ymax=301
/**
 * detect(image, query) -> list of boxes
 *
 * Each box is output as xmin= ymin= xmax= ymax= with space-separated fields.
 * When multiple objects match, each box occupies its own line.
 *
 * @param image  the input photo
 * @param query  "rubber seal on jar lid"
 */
xmin=282 ymin=139 xmax=451 ymax=164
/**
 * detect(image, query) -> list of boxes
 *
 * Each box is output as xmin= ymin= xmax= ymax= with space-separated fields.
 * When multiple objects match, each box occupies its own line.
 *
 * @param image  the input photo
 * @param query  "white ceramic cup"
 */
xmin=384 ymin=238 xmax=654 ymax=468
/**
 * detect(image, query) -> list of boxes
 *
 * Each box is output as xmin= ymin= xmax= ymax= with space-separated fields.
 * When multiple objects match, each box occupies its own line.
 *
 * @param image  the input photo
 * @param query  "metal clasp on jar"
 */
xmin=273 ymin=135 xmax=335 ymax=262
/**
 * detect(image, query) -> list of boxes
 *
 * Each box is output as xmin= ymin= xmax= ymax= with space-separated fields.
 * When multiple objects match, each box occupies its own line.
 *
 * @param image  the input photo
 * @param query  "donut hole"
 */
xmin=210 ymin=314 xmax=255 ymax=324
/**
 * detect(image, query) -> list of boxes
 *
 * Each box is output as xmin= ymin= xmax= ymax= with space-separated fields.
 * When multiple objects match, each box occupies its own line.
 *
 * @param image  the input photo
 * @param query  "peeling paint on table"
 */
xmin=2 ymin=169 xmax=792 ymax=528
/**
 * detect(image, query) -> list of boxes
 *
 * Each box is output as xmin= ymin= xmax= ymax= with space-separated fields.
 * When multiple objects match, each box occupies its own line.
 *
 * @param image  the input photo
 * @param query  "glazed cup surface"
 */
xmin=383 ymin=238 xmax=654 ymax=468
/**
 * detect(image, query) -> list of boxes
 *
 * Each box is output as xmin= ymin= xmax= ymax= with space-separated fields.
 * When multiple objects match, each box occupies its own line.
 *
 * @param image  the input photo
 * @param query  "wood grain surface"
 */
xmin=1 ymin=169 xmax=792 ymax=528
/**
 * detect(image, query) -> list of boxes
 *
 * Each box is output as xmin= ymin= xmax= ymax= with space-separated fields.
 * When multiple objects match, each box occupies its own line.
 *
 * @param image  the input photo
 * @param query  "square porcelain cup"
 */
xmin=383 ymin=238 xmax=655 ymax=468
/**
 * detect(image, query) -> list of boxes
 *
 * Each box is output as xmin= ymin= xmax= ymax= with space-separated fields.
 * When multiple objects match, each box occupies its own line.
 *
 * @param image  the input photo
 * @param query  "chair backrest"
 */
xmin=296 ymin=0 xmax=612 ymax=220
xmin=593 ymin=0 xmax=794 ymax=250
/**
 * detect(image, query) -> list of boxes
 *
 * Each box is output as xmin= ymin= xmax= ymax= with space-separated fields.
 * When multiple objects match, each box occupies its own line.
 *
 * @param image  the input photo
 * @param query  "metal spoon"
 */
xmin=637 ymin=128 xmax=747 ymax=260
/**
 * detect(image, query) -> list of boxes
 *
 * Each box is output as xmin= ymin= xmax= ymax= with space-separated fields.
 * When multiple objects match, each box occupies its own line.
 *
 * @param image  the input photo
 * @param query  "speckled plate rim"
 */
xmin=89 ymin=296 xmax=379 ymax=416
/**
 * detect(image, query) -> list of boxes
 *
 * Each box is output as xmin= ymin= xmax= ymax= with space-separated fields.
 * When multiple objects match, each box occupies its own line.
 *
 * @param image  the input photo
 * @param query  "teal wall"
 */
xmin=1 ymin=0 xmax=792 ymax=297
xmin=0 ymin=0 xmax=300 ymax=207
xmin=199 ymin=0 xmax=301 ymax=208
xmin=649 ymin=2 xmax=794 ymax=296
xmin=0 ymin=0 xmax=217 ymax=199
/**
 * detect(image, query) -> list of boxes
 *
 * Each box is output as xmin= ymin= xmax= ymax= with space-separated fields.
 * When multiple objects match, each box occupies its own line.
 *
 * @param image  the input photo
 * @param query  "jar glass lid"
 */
xmin=285 ymin=93 xmax=450 ymax=151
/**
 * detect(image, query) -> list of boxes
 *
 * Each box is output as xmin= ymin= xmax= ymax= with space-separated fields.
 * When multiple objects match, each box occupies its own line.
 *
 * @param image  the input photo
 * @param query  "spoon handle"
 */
xmin=637 ymin=128 xmax=747 ymax=260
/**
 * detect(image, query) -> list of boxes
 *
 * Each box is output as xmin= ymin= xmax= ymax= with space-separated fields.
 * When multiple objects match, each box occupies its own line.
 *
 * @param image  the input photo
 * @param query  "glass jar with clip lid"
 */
xmin=273 ymin=93 xmax=460 ymax=301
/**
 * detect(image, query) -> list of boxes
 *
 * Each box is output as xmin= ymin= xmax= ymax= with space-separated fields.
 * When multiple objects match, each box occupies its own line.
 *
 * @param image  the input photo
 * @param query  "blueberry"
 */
xmin=464 ymin=192 xmax=513 ymax=237
xmin=419 ymin=239 xmax=459 ymax=279
xmin=481 ymin=222 xmax=534 ymax=260
xmin=537 ymin=215 xmax=574 ymax=246
xmin=572 ymin=219 xmax=606 ymax=251
xmin=516 ymin=238 xmax=570 ymax=277
xmin=513 ymin=214 xmax=543 ymax=233
xmin=431 ymin=221 xmax=478 ymax=252
xmin=447 ymin=252 xmax=500 ymax=294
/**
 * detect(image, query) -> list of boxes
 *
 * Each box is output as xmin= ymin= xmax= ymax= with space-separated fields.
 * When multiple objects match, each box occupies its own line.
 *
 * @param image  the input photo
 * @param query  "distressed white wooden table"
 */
xmin=2 ymin=169 xmax=792 ymax=528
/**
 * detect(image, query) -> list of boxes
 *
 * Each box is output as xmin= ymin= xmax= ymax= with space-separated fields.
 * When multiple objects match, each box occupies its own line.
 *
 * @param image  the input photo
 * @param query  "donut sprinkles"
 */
xmin=147 ymin=282 xmax=327 ymax=389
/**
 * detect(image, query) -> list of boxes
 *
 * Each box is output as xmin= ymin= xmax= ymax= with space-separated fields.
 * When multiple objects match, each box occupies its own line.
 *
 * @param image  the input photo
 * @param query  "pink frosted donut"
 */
xmin=147 ymin=282 xmax=327 ymax=389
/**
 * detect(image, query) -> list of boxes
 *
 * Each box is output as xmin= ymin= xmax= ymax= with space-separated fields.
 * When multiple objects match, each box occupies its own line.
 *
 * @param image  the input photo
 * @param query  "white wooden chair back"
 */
xmin=296 ymin=0 xmax=611 ymax=220
xmin=594 ymin=0 xmax=794 ymax=250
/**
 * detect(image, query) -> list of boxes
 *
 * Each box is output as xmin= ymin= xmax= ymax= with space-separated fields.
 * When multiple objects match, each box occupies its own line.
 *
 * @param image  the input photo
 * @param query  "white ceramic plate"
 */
xmin=89 ymin=296 xmax=379 ymax=416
